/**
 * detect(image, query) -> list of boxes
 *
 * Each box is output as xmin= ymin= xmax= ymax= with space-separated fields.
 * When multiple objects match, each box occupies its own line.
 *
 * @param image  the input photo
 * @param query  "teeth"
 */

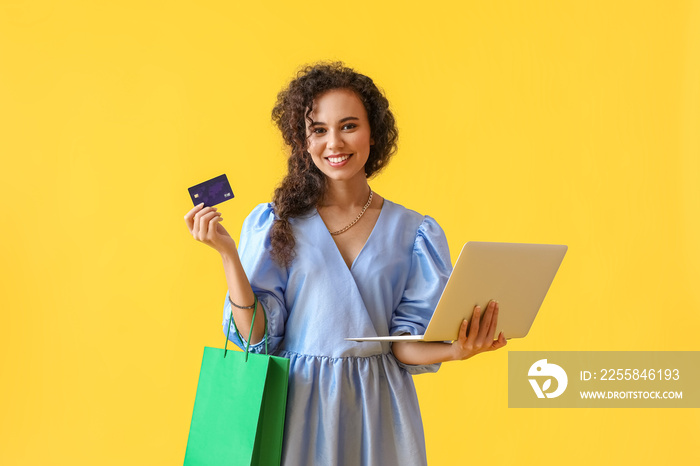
xmin=328 ymin=154 xmax=350 ymax=163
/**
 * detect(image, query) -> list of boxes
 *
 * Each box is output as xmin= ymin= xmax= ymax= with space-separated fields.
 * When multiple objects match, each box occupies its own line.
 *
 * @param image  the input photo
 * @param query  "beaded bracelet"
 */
xmin=229 ymin=294 xmax=256 ymax=310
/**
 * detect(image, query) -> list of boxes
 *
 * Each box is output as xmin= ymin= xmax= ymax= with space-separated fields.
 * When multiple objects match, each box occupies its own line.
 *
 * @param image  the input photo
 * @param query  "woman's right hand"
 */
xmin=184 ymin=203 xmax=237 ymax=257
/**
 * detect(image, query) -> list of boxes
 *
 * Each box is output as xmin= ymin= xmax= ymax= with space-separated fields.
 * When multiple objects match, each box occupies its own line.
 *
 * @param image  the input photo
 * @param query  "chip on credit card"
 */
xmin=188 ymin=174 xmax=234 ymax=207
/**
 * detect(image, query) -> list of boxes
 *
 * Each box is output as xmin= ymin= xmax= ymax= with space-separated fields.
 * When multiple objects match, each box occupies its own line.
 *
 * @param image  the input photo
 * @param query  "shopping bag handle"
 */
xmin=224 ymin=295 xmax=269 ymax=361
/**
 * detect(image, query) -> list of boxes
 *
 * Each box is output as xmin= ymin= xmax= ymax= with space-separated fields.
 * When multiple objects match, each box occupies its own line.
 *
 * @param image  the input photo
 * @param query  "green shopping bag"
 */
xmin=184 ymin=298 xmax=290 ymax=465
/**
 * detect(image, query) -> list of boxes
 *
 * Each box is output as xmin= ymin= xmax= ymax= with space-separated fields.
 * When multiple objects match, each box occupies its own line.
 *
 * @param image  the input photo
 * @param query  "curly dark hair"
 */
xmin=269 ymin=61 xmax=399 ymax=267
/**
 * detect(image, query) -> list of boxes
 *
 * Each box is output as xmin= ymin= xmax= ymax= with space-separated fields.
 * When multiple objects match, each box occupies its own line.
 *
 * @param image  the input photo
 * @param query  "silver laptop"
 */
xmin=346 ymin=241 xmax=568 ymax=342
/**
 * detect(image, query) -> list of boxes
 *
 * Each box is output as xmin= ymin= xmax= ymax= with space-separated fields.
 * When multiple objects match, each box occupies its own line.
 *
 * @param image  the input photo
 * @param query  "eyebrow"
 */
xmin=309 ymin=116 xmax=360 ymax=126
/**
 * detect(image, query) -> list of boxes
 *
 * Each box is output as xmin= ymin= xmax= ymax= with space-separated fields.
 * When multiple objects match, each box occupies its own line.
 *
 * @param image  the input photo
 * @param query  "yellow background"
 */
xmin=1 ymin=0 xmax=699 ymax=464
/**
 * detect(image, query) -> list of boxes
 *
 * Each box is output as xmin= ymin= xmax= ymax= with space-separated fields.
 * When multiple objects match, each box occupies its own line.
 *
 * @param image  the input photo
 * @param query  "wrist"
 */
xmin=450 ymin=343 xmax=462 ymax=362
xmin=220 ymin=247 xmax=240 ymax=264
xmin=451 ymin=341 xmax=474 ymax=362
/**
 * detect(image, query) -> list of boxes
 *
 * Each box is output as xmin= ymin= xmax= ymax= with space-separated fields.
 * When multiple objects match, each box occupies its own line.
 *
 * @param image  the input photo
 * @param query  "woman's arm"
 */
xmin=184 ymin=203 xmax=265 ymax=344
xmin=392 ymin=300 xmax=507 ymax=365
xmin=220 ymin=249 xmax=266 ymax=344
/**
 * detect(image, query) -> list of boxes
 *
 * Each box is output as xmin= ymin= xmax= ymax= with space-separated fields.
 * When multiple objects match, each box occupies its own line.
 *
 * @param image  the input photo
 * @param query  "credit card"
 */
xmin=187 ymin=174 xmax=234 ymax=207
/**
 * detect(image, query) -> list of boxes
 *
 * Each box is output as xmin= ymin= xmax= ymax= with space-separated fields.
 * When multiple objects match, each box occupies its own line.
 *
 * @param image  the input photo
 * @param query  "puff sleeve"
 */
xmin=222 ymin=203 xmax=288 ymax=354
xmin=390 ymin=216 xmax=452 ymax=374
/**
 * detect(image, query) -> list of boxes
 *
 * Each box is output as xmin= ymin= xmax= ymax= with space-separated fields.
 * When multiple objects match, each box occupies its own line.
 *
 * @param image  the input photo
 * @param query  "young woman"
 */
xmin=184 ymin=62 xmax=506 ymax=465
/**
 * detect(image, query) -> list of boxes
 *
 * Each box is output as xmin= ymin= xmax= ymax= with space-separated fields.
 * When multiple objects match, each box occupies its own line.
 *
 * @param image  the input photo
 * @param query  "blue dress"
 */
xmin=223 ymin=199 xmax=452 ymax=466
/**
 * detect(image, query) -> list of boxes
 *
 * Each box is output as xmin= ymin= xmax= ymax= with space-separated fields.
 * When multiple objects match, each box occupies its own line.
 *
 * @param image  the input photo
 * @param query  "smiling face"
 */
xmin=306 ymin=88 xmax=374 ymax=184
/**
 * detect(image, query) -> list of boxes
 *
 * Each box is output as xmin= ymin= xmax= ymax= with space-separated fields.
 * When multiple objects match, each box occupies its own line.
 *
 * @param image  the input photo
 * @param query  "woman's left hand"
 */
xmin=451 ymin=300 xmax=507 ymax=361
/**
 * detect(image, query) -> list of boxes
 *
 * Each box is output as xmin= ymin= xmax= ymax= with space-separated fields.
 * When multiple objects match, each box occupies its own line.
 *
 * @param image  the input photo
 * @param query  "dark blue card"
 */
xmin=188 ymin=174 xmax=234 ymax=207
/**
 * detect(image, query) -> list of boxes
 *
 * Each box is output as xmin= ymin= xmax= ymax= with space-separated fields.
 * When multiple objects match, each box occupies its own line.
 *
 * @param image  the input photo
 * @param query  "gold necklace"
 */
xmin=328 ymin=188 xmax=374 ymax=236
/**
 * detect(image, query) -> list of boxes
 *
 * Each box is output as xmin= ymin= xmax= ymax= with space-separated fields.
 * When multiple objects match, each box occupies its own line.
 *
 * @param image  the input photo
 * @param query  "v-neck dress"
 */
xmin=222 ymin=199 xmax=452 ymax=466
